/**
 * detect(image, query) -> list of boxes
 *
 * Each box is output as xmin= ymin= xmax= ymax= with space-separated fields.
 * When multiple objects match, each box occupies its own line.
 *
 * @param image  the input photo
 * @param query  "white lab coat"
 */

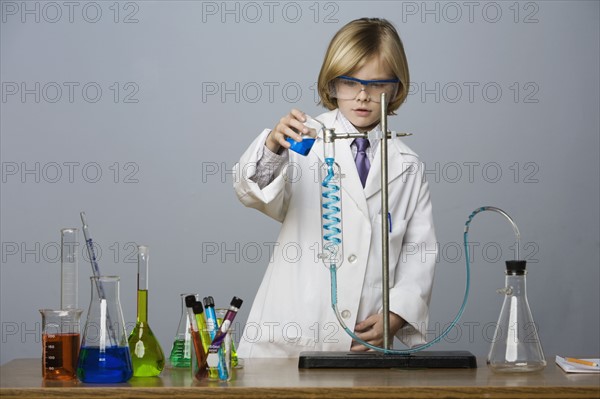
xmin=233 ymin=109 xmax=437 ymax=358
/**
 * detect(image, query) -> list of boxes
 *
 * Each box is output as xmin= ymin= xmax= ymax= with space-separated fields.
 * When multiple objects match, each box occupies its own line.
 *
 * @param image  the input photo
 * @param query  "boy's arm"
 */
xmin=233 ymin=129 xmax=291 ymax=223
xmin=249 ymin=142 xmax=288 ymax=189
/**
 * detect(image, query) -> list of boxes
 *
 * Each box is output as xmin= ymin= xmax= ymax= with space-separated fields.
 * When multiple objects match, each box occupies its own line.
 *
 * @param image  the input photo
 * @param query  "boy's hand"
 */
xmin=266 ymin=109 xmax=309 ymax=154
xmin=350 ymin=312 xmax=405 ymax=351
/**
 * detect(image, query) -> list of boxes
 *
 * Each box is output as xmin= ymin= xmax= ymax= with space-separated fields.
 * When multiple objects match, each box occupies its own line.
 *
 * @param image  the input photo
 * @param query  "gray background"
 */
xmin=1 ymin=1 xmax=598 ymax=365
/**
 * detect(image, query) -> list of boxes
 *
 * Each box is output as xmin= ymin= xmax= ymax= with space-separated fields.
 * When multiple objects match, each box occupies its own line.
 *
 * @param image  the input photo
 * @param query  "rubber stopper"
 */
xmin=505 ymin=260 xmax=527 ymax=275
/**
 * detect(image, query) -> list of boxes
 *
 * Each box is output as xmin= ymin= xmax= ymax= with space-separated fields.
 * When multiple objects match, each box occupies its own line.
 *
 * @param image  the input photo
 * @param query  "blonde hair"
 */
xmin=318 ymin=18 xmax=409 ymax=114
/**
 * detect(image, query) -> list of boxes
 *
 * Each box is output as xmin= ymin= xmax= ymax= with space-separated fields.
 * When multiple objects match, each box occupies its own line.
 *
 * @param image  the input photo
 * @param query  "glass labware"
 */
xmin=60 ymin=228 xmax=78 ymax=310
xmin=77 ymin=276 xmax=133 ymax=383
xmin=169 ymin=293 xmax=195 ymax=367
xmin=487 ymin=261 xmax=546 ymax=372
xmin=191 ymin=311 xmax=232 ymax=382
xmin=285 ymin=115 xmax=325 ymax=156
xmin=128 ymin=246 xmax=165 ymax=376
xmin=216 ymin=308 xmax=235 ymax=375
xmin=40 ymin=309 xmax=82 ymax=380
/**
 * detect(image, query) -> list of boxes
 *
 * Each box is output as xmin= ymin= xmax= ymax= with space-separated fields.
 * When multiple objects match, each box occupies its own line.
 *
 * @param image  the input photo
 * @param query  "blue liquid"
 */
xmin=286 ymin=137 xmax=315 ymax=156
xmin=77 ymin=346 xmax=133 ymax=383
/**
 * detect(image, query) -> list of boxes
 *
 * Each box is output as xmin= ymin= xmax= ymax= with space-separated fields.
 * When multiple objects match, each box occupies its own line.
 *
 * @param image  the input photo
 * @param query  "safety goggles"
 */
xmin=329 ymin=75 xmax=400 ymax=103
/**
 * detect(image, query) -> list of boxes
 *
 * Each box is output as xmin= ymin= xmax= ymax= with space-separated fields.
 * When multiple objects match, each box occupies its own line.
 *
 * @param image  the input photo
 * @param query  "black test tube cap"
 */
xmin=185 ymin=295 xmax=197 ymax=308
xmin=203 ymin=296 xmax=215 ymax=308
xmin=192 ymin=301 xmax=204 ymax=315
xmin=230 ymin=297 xmax=243 ymax=309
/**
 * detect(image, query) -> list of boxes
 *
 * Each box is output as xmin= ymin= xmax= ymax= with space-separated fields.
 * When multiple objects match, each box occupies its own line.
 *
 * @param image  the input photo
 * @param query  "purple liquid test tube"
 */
xmin=208 ymin=297 xmax=243 ymax=353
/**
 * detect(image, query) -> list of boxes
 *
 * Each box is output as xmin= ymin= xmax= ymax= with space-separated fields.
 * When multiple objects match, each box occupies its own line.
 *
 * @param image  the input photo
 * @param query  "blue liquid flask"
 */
xmin=285 ymin=137 xmax=316 ymax=156
xmin=77 ymin=276 xmax=133 ymax=383
xmin=284 ymin=115 xmax=324 ymax=156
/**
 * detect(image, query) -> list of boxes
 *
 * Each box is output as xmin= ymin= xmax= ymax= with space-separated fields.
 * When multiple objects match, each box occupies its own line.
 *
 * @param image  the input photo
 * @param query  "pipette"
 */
xmin=80 ymin=212 xmax=102 ymax=279
xmin=80 ymin=211 xmax=117 ymax=346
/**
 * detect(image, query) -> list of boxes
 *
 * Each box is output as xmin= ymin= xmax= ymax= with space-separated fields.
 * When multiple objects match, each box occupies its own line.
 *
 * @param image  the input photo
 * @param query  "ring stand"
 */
xmin=298 ymin=93 xmax=476 ymax=369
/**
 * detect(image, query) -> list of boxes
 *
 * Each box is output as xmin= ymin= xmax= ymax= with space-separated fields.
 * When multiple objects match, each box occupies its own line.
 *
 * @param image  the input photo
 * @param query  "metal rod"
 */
xmin=380 ymin=92 xmax=390 ymax=350
xmin=325 ymin=132 xmax=411 ymax=140
xmin=324 ymin=94 xmax=404 ymax=352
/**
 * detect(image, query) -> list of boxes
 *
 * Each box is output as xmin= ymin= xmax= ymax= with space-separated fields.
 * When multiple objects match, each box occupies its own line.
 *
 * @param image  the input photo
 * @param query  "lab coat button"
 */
xmin=341 ymin=310 xmax=351 ymax=319
xmin=348 ymin=254 xmax=357 ymax=263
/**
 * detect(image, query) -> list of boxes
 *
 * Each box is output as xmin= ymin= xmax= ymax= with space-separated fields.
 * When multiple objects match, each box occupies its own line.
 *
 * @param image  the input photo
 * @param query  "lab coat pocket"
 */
xmin=267 ymin=332 xmax=317 ymax=355
xmin=368 ymin=214 xmax=408 ymax=288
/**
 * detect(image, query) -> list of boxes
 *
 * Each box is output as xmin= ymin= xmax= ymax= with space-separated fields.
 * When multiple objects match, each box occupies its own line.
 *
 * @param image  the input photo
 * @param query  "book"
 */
xmin=555 ymin=355 xmax=600 ymax=373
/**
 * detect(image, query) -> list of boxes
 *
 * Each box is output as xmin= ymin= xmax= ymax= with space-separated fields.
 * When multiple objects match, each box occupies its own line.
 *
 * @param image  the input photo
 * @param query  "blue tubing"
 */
xmin=324 ymin=162 xmax=487 ymax=353
xmin=322 ymin=158 xmax=342 ymax=258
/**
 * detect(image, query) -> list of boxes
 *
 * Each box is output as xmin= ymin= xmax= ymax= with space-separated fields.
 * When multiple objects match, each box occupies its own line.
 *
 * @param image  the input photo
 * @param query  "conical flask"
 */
xmin=169 ymin=293 xmax=195 ymax=367
xmin=487 ymin=261 xmax=546 ymax=372
xmin=128 ymin=245 xmax=165 ymax=376
xmin=77 ymin=276 xmax=133 ymax=383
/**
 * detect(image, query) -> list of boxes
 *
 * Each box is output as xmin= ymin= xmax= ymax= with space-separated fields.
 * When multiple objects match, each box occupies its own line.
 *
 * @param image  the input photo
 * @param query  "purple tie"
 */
xmin=355 ymin=138 xmax=370 ymax=188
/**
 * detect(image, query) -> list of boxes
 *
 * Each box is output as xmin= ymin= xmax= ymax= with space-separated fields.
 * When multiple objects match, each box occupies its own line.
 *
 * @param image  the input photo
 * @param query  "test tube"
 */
xmin=185 ymin=295 xmax=207 ymax=379
xmin=60 ymin=228 xmax=78 ymax=310
xmin=208 ymin=297 xmax=243 ymax=352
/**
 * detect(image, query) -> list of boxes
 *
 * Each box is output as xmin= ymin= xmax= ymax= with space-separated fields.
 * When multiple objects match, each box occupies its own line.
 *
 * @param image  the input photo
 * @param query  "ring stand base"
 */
xmin=298 ymin=351 xmax=477 ymax=369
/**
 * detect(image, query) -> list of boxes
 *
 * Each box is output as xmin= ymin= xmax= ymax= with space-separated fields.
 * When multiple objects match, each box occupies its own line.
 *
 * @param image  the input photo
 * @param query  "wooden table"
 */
xmin=1 ymin=357 xmax=599 ymax=398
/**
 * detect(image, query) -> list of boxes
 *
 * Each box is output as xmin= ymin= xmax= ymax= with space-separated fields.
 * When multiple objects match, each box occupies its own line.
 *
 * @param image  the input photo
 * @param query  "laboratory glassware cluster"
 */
xmin=39 ymin=93 xmax=545 ymax=380
xmin=40 ymin=212 xmax=242 ymax=383
xmin=289 ymin=92 xmax=546 ymax=371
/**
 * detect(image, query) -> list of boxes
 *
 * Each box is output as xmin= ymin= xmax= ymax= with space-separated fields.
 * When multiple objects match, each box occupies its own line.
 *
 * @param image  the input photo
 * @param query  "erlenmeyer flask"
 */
xmin=169 ymin=293 xmax=195 ymax=368
xmin=77 ymin=276 xmax=133 ymax=383
xmin=285 ymin=115 xmax=325 ymax=156
xmin=487 ymin=261 xmax=546 ymax=372
xmin=128 ymin=246 xmax=165 ymax=376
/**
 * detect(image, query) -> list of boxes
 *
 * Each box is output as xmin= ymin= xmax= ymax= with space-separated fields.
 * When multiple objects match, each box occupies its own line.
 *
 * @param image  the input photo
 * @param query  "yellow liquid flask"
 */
xmin=128 ymin=245 xmax=165 ymax=377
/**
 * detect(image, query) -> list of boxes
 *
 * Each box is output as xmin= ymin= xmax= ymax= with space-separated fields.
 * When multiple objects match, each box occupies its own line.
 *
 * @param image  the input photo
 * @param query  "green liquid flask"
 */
xmin=128 ymin=246 xmax=165 ymax=377
xmin=169 ymin=294 xmax=195 ymax=367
